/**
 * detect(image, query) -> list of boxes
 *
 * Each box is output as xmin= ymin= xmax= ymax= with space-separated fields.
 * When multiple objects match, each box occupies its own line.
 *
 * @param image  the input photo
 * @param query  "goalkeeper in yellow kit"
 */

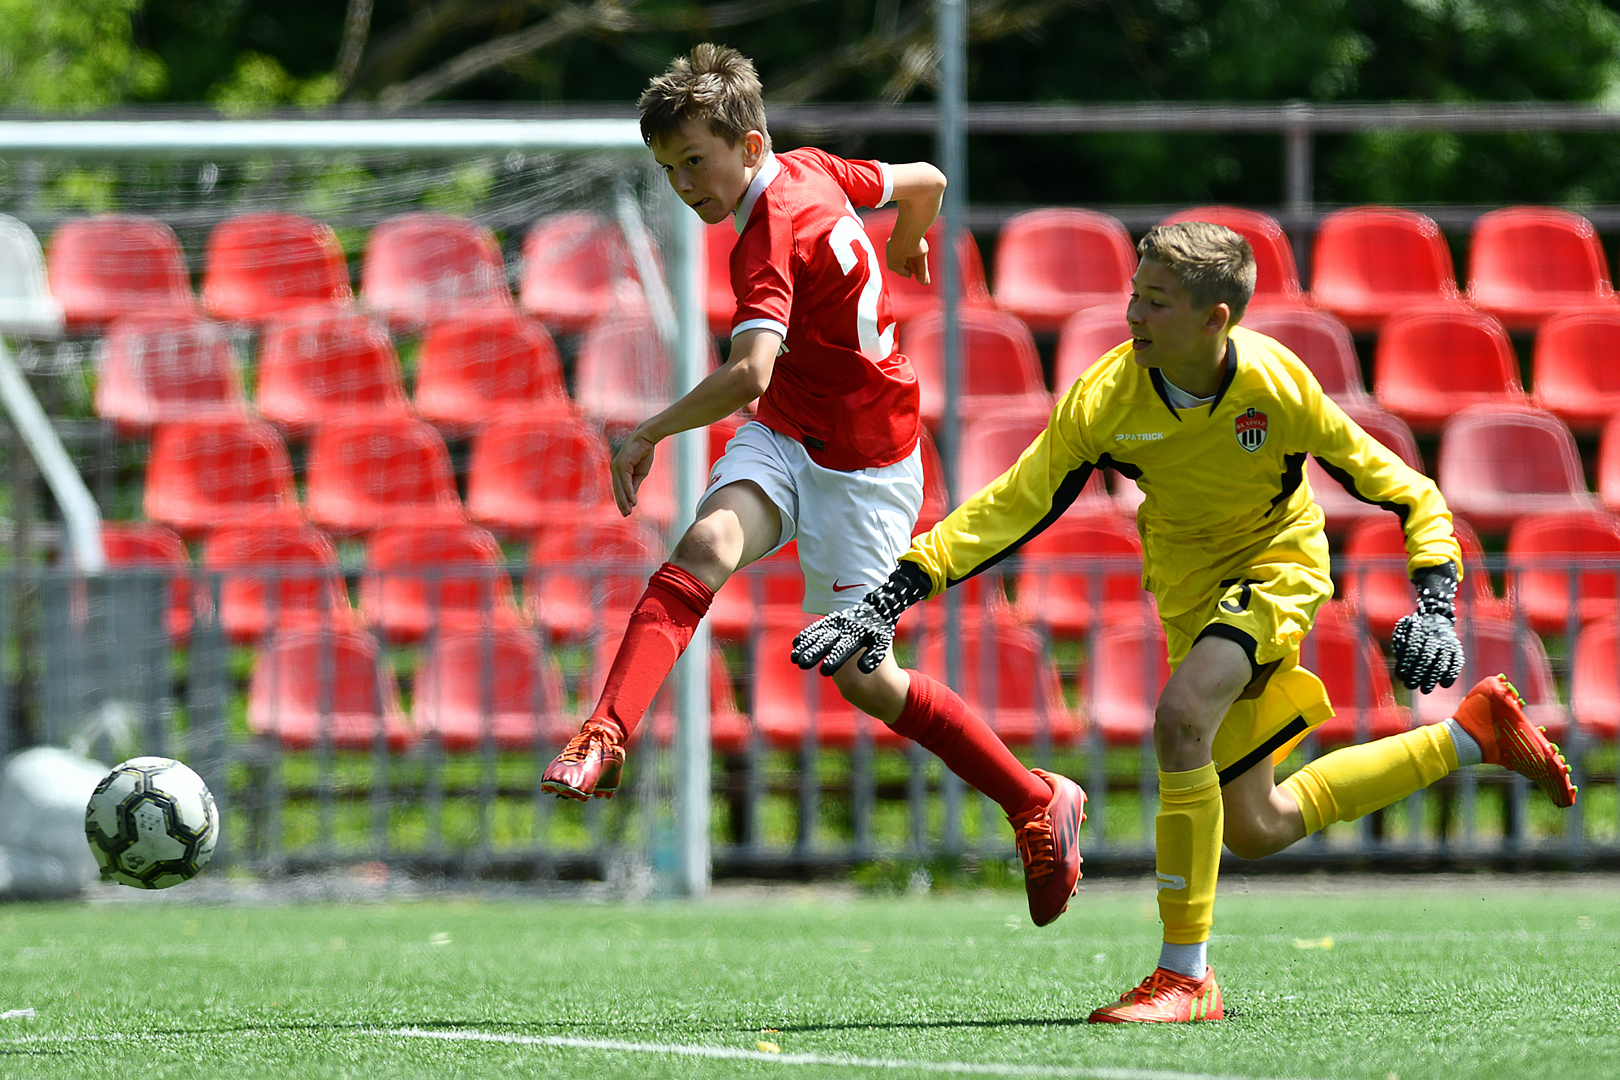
xmin=792 ymin=220 xmax=1578 ymax=1023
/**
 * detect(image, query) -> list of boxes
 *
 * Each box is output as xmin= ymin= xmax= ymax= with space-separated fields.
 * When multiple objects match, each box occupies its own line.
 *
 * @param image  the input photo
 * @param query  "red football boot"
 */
xmin=1088 ymin=966 xmax=1224 ymax=1024
xmin=1007 ymin=768 xmax=1086 ymax=927
xmin=541 ymin=722 xmax=625 ymax=801
xmin=1451 ymin=673 xmax=1577 ymax=808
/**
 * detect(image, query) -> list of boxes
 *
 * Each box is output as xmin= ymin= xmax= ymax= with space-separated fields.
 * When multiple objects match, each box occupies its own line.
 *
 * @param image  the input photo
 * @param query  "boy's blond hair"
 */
xmin=638 ymin=44 xmax=771 ymax=151
xmin=1137 ymin=222 xmax=1257 ymax=324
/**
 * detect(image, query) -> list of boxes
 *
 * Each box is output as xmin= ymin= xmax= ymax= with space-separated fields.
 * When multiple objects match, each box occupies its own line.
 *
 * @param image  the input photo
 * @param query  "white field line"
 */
xmin=379 ymin=1026 xmax=1346 ymax=1080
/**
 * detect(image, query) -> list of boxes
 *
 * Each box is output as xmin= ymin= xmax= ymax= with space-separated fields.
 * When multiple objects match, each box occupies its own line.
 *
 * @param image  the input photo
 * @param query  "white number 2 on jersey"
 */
xmin=828 ymin=216 xmax=896 ymax=363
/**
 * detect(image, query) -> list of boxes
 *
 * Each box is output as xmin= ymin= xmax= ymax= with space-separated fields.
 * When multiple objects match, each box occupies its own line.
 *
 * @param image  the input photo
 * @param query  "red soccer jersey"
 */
xmin=730 ymin=147 xmax=921 ymax=472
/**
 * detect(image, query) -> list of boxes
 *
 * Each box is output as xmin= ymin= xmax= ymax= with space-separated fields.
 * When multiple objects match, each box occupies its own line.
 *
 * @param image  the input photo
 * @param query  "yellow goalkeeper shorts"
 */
xmin=1160 ymin=557 xmax=1336 ymax=778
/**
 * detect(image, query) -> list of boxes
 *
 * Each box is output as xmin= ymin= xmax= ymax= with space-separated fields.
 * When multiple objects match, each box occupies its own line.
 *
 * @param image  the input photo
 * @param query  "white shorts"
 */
xmin=701 ymin=421 xmax=924 ymax=614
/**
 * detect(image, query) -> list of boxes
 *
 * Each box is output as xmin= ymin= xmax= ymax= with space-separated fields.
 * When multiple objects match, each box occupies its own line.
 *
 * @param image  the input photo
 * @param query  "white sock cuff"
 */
xmin=1157 ymin=940 xmax=1208 ymax=980
xmin=1442 ymin=717 xmax=1484 ymax=768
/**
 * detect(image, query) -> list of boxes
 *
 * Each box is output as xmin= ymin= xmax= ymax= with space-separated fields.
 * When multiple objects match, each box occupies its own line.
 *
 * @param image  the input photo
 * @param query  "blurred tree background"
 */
xmin=5 ymin=0 xmax=1620 ymax=207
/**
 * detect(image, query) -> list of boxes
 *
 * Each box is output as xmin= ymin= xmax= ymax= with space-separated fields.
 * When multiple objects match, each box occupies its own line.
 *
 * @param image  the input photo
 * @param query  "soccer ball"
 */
xmin=84 ymin=757 xmax=219 ymax=889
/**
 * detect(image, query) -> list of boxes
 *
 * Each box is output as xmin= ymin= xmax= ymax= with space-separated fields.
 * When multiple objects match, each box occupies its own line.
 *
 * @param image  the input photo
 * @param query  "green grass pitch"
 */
xmin=2 ymin=876 xmax=1616 ymax=1080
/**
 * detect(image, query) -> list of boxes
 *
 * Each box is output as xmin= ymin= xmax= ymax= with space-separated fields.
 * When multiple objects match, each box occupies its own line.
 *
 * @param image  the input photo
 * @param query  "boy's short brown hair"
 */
xmin=638 ymin=44 xmax=771 ymax=151
xmin=1137 ymin=222 xmax=1257 ymax=324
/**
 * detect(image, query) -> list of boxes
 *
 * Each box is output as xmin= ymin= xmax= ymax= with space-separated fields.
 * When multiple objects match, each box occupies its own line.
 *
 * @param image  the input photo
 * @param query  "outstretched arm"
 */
xmin=610 ymin=327 xmax=780 ymax=515
xmin=885 ymin=163 xmax=946 ymax=283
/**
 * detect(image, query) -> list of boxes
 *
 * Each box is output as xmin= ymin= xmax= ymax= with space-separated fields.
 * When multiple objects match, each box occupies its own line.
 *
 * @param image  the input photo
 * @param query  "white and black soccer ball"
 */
xmin=84 ymin=757 xmax=219 ymax=889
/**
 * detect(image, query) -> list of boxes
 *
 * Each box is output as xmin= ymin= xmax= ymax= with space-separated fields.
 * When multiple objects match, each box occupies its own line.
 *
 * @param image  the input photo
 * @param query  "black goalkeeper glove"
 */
xmin=790 ymin=562 xmax=932 ymax=676
xmin=1390 ymin=561 xmax=1464 ymax=694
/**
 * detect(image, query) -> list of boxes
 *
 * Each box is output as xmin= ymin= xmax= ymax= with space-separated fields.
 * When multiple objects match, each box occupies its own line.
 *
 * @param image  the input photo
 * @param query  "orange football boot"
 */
xmin=1088 ymin=965 xmax=1224 ymax=1024
xmin=1008 ymin=769 xmax=1086 ymax=927
xmin=1451 ymin=674 xmax=1576 ymax=808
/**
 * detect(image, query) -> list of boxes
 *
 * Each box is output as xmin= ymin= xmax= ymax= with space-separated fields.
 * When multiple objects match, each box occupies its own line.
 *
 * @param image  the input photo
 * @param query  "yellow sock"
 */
xmin=1280 ymin=724 xmax=1459 ymax=834
xmin=1156 ymin=762 xmax=1222 ymax=946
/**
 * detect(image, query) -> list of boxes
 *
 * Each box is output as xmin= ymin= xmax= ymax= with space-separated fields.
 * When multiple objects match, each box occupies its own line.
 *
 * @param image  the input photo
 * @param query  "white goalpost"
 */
xmin=0 ymin=118 xmax=711 ymax=895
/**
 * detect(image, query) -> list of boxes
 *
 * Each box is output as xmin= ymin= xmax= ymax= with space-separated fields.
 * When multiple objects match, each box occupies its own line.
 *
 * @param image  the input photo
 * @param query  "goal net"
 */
xmin=0 ymin=119 xmax=712 ymax=892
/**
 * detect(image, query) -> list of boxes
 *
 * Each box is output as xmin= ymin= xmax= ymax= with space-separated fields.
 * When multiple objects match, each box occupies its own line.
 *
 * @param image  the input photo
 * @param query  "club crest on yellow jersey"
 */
xmin=1234 ymin=407 xmax=1268 ymax=452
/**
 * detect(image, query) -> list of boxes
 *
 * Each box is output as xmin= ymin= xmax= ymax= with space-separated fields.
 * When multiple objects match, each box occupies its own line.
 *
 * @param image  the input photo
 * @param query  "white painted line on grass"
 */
xmin=380 ymin=1026 xmax=1342 ymax=1080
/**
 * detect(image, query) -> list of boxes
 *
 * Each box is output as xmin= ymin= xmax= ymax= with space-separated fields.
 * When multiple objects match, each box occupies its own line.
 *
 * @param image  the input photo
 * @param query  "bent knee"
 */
xmin=1222 ymin=815 xmax=1296 ymax=860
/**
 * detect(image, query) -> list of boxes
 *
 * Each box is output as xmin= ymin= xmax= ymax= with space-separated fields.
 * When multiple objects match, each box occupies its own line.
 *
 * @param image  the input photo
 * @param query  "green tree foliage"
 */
xmin=9 ymin=0 xmax=1620 ymax=206
xmin=0 ymin=0 xmax=163 ymax=109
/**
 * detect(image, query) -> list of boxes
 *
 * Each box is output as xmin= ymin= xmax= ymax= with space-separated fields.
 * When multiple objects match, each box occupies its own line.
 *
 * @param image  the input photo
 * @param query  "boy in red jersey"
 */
xmin=541 ymin=44 xmax=1085 ymax=926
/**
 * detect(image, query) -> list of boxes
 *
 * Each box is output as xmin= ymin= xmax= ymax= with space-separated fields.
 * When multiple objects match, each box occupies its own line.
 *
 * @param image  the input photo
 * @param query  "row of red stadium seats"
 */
xmin=106 ymin=497 xmax=1620 ymax=651
xmin=5 ymin=203 xmax=1618 ymax=342
xmin=130 ymin=397 xmax=1620 ymax=556
xmin=92 ymin=305 xmax=697 ymax=437
xmin=86 ymin=289 xmax=1620 ymax=450
xmin=239 ymin=604 xmax=1620 ymax=757
xmin=684 ymin=202 xmax=1620 ymax=336
xmin=1062 ymin=304 xmax=1620 ymax=436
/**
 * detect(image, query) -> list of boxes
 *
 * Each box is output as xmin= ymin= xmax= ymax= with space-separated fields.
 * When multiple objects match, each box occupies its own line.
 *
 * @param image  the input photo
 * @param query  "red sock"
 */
xmin=587 ymin=563 xmax=714 ymax=742
xmin=890 ymin=670 xmax=1050 ymax=817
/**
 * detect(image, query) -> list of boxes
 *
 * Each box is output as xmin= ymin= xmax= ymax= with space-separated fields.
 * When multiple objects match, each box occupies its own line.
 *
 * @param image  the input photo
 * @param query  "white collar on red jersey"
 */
xmin=733 ymin=153 xmax=782 ymax=234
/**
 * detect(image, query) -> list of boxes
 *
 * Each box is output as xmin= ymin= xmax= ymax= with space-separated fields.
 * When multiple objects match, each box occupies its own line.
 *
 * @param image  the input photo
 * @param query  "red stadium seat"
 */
xmin=466 ymin=411 xmax=616 ymax=537
xmin=750 ymin=614 xmax=906 ymax=749
xmin=916 ymin=616 xmax=1079 ymax=746
xmin=519 ymin=211 xmax=644 ymax=335
xmin=574 ymin=311 xmax=675 ymax=431
xmin=862 ymin=208 xmax=992 ymax=325
xmin=101 ymin=522 xmax=192 ymax=641
xmin=1084 ymin=617 xmax=1170 ymax=747
xmin=1012 ymin=515 xmax=1150 ymax=637
xmin=360 ymin=213 xmax=511 ymax=329
xmin=703 ymin=219 xmax=739 ymax=336
xmin=1161 ymin=206 xmax=1306 ymax=310
xmin=1467 ymin=206 xmax=1615 ymax=330
xmin=1571 ymin=616 xmax=1620 ymax=741
xmin=304 ymin=417 xmax=463 ymax=535
xmin=1602 ymin=416 xmax=1620 ymax=514
xmin=527 ymin=518 xmax=663 ymax=641
xmin=1241 ymin=309 xmax=1370 ymax=407
xmin=360 ymin=522 xmax=522 ymax=643
xmin=143 ymin=418 xmax=301 ymax=536
xmin=46 ymin=214 xmax=195 ymax=329
xmin=200 ymin=522 xmax=354 ymax=643
xmin=1437 ymin=404 xmax=1597 ymax=534
xmin=255 ymin=307 xmax=411 ymax=438
xmin=902 ymin=307 xmax=1051 ymax=430
xmin=414 ymin=311 xmax=569 ymax=435
xmin=94 ymin=312 xmax=249 ymax=434
xmin=993 ymin=209 xmax=1136 ymax=333
xmin=1372 ymin=307 xmax=1526 ymax=434
xmin=1506 ymin=509 xmax=1620 ymax=636
xmin=412 ymin=627 xmax=572 ymax=751
xmin=707 ymin=542 xmax=803 ymax=641
xmin=247 ymin=628 xmax=414 ymax=751
xmin=202 ymin=212 xmax=352 ymax=324
xmin=1340 ymin=515 xmax=1502 ymax=639
xmin=1306 ymin=403 xmax=1424 ymax=535
xmin=1531 ymin=308 xmax=1620 ymax=434
xmin=1408 ymin=615 xmax=1564 ymax=738
xmin=1053 ymin=305 xmax=1131 ymax=392
xmin=1298 ymin=603 xmax=1409 ymax=745
xmin=1310 ymin=206 xmax=1464 ymax=332
xmin=958 ymin=405 xmax=1115 ymax=515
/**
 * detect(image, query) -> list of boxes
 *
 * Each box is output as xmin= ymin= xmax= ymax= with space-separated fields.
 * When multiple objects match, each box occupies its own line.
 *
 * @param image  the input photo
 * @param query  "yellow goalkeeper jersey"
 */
xmin=903 ymin=326 xmax=1461 ymax=619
